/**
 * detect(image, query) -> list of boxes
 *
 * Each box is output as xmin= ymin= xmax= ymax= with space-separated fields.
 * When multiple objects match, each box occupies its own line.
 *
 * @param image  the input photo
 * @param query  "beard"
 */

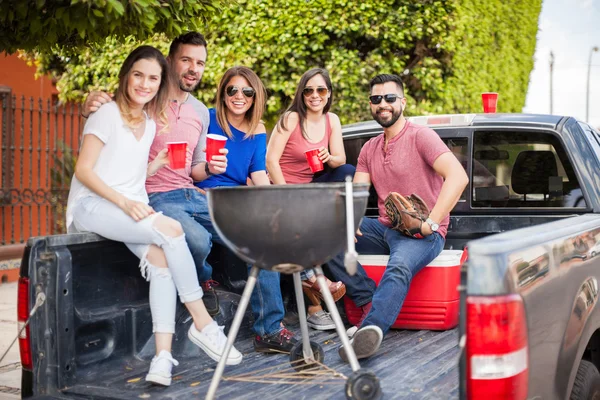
xmin=372 ymin=105 xmax=403 ymax=128
xmin=177 ymin=72 xmax=201 ymax=93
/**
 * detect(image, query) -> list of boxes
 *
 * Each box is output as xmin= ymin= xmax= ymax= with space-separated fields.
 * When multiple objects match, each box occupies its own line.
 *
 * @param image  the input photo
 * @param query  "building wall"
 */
xmin=0 ymin=52 xmax=57 ymax=99
xmin=0 ymin=52 xmax=80 ymax=245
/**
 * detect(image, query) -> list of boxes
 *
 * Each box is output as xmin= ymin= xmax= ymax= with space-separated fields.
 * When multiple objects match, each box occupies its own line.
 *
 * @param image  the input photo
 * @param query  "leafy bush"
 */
xmin=0 ymin=0 xmax=220 ymax=54
xmin=31 ymin=0 xmax=543 ymax=128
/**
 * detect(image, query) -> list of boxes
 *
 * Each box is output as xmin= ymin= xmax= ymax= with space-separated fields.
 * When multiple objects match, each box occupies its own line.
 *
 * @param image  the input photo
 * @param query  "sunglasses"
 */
xmin=302 ymin=87 xmax=328 ymax=97
xmin=369 ymin=94 xmax=403 ymax=105
xmin=226 ymin=85 xmax=256 ymax=98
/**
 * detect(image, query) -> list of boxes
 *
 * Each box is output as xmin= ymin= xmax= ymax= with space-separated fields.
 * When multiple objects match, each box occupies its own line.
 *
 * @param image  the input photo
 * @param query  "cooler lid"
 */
xmin=357 ymin=249 xmax=464 ymax=268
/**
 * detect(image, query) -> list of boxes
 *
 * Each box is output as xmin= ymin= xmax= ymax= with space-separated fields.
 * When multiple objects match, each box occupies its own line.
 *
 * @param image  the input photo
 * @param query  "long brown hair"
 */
xmin=114 ymin=45 xmax=170 ymax=131
xmin=275 ymin=68 xmax=333 ymax=139
xmin=215 ymin=66 xmax=266 ymax=139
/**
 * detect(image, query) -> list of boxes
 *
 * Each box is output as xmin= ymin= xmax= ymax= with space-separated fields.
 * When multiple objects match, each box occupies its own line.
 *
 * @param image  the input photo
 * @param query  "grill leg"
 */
xmin=314 ymin=265 xmax=361 ymax=372
xmin=206 ymin=265 xmax=259 ymax=400
xmin=293 ymin=270 xmax=315 ymax=360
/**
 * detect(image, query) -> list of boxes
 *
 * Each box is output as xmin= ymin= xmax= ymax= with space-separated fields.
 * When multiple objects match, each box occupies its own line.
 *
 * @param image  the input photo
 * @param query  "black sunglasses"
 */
xmin=226 ymin=85 xmax=256 ymax=98
xmin=302 ymin=86 xmax=328 ymax=97
xmin=369 ymin=94 xmax=403 ymax=105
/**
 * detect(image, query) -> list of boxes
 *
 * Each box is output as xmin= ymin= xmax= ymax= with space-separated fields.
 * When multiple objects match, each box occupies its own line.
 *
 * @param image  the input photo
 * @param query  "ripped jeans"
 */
xmin=72 ymin=196 xmax=204 ymax=334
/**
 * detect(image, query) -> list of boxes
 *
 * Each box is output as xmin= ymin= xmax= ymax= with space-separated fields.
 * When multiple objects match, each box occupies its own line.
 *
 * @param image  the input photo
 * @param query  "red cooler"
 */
xmin=343 ymin=249 xmax=465 ymax=330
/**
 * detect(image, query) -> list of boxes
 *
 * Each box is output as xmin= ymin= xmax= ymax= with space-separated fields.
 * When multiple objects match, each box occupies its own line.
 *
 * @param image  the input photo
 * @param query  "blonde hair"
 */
xmin=216 ymin=66 xmax=266 ymax=139
xmin=114 ymin=45 xmax=170 ymax=133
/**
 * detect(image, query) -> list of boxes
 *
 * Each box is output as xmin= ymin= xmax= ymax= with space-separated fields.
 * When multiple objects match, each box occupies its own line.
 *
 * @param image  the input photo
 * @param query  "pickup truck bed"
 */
xmin=60 ymin=328 xmax=458 ymax=400
xmin=23 ymin=233 xmax=459 ymax=400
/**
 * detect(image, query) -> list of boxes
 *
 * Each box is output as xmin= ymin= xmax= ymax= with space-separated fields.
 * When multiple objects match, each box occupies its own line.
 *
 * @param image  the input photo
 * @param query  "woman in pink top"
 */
xmin=267 ymin=68 xmax=354 ymax=184
xmin=266 ymin=68 xmax=354 ymax=330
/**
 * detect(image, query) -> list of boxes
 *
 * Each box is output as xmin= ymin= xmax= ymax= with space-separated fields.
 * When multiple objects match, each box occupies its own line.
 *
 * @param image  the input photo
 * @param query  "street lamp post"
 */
xmin=587 ymin=46 xmax=599 ymax=123
xmin=550 ymin=51 xmax=554 ymax=114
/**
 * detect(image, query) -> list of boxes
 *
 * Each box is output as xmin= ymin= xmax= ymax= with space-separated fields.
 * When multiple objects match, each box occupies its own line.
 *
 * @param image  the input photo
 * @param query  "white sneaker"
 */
xmin=188 ymin=321 xmax=243 ymax=365
xmin=145 ymin=350 xmax=179 ymax=386
xmin=346 ymin=325 xmax=358 ymax=338
xmin=339 ymin=325 xmax=383 ymax=363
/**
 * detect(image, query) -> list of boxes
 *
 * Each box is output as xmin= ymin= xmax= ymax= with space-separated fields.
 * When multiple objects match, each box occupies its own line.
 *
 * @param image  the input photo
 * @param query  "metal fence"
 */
xmin=0 ymin=88 xmax=82 ymax=245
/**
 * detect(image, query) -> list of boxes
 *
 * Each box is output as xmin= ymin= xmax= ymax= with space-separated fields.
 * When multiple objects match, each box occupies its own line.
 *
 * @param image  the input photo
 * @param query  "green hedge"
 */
xmin=0 ymin=0 xmax=218 ymax=54
xmin=444 ymin=0 xmax=542 ymax=114
xmin=36 ymin=0 xmax=542 ymax=128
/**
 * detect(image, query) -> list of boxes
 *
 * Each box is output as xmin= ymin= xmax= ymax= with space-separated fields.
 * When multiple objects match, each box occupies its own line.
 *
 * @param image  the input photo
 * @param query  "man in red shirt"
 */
xmin=330 ymin=74 xmax=468 ymax=361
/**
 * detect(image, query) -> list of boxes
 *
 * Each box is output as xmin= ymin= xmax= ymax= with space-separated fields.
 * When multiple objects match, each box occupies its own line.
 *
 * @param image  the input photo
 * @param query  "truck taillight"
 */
xmin=17 ymin=277 xmax=33 ymax=370
xmin=466 ymin=294 xmax=528 ymax=400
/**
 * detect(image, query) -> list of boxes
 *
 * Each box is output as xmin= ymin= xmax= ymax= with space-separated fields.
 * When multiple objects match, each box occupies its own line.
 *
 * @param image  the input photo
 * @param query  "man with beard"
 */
xmin=327 ymin=74 xmax=468 ymax=361
xmin=81 ymin=32 xmax=297 ymax=354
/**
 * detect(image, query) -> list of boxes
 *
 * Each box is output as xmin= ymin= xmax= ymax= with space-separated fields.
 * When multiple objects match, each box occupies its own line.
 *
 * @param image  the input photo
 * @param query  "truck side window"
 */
xmin=343 ymin=136 xmax=371 ymax=168
xmin=442 ymin=138 xmax=468 ymax=203
xmin=472 ymin=130 xmax=586 ymax=208
xmin=343 ymin=135 xmax=379 ymax=216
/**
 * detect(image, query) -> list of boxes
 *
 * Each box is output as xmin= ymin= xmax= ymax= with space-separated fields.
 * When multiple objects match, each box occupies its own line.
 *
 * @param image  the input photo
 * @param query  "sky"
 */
xmin=524 ymin=0 xmax=600 ymax=128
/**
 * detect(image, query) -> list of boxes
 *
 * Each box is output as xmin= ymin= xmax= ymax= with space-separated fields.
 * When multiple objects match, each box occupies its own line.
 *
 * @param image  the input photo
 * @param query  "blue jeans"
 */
xmin=150 ymin=188 xmax=285 ymax=337
xmin=327 ymin=217 xmax=444 ymax=335
xmin=312 ymin=164 xmax=356 ymax=183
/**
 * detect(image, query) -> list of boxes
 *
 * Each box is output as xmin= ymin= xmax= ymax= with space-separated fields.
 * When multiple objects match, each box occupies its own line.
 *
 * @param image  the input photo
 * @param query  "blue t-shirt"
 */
xmin=196 ymin=108 xmax=267 ymax=189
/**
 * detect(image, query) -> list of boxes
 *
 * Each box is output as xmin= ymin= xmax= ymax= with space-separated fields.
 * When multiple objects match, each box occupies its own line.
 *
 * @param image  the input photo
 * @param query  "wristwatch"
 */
xmin=426 ymin=217 xmax=439 ymax=232
xmin=205 ymin=162 xmax=213 ymax=177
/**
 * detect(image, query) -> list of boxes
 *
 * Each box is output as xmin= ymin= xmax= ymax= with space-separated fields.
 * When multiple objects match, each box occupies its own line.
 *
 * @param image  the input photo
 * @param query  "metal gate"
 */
xmin=0 ymin=88 xmax=82 ymax=245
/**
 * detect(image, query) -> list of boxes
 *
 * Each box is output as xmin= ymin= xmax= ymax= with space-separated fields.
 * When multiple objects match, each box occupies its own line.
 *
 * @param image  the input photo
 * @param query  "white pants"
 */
xmin=73 ymin=196 xmax=204 ymax=334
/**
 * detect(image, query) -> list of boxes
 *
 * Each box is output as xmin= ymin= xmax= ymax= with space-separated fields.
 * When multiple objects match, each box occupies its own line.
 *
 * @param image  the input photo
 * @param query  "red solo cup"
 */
xmin=481 ymin=92 xmax=499 ymax=113
xmin=167 ymin=141 xmax=187 ymax=169
xmin=304 ymin=148 xmax=324 ymax=173
xmin=206 ymin=134 xmax=228 ymax=162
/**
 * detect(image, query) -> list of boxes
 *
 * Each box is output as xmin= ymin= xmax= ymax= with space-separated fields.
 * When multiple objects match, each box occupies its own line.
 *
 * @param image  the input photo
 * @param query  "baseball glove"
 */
xmin=384 ymin=192 xmax=430 ymax=238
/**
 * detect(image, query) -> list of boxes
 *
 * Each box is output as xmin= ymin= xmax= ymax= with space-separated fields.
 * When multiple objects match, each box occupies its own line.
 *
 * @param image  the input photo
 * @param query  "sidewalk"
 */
xmin=0 ymin=281 xmax=20 ymax=399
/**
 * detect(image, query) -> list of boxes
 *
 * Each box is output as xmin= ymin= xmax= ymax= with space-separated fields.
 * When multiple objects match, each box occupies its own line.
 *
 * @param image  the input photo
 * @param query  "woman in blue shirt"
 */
xmin=194 ymin=67 xmax=299 ymax=353
xmin=196 ymin=66 xmax=269 ymax=189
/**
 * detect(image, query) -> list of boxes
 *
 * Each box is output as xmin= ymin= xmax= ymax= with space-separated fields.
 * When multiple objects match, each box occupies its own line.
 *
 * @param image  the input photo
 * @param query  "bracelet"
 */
xmin=205 ymin=162 xmax=212 ymax=177
xmin=80 ymin=110 xmax=90 ymax=119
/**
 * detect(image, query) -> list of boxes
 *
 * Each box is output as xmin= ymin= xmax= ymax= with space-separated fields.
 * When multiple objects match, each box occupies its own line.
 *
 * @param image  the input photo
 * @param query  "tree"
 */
xmin=31 ymin=0 xmax=543 ymax=128
xmin=0 ymin=0 xmax=220 ymax=54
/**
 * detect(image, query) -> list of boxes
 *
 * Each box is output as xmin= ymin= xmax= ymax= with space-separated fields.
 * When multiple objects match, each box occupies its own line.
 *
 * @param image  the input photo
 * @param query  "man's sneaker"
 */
xmin=188 ymin=321 xmax=243 ymax=365
xmin=145 ymin=350 xmax=179 ymax=386
xmin=346 ymin=325 xmax=358 ymax=338
xmin=338 ymin=325 xmax=383 ymax=363
xmin=307 ymin=310 xmax=336 ymax=330
xmin=201 ymin=280 xmax=220 ymax=316
xmin=253 ymin=327 xmax=298 ymax=354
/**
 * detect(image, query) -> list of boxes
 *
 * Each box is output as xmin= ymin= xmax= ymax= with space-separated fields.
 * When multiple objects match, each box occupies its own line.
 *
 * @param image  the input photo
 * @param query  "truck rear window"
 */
xmin=443 ymin=138 xmax=468 ymax=203
xmin=472 ymin=130 xmax=586 ymax=208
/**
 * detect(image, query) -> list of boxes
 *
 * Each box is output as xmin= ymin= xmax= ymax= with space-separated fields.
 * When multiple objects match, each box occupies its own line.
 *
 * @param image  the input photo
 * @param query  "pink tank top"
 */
xmin=279 ymin=113 xmax=332 ymax=184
